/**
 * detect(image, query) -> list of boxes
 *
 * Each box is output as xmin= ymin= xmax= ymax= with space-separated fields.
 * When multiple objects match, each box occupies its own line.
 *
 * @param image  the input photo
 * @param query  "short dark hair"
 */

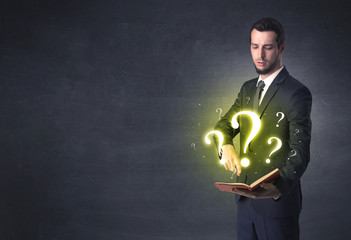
xmin=250 ymin=18 xmax=285 ymax=49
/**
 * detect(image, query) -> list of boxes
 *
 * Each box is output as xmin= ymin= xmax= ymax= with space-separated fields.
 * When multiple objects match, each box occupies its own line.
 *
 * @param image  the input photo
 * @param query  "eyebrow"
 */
xmin=251 ymin=43 xmax=274 ymax=47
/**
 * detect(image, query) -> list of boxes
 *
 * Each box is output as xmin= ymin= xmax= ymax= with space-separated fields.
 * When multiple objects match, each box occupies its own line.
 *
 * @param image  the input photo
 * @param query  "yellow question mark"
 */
xmin=205 ymin=130 xmax=225 ymax=164
xmin=231 ymin=111 xmax=261 ymax=167
xmin=266 ymin=137 xmax=282 ymax=163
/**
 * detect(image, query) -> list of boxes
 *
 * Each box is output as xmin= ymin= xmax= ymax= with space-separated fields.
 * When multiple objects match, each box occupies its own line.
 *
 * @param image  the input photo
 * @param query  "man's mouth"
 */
xmin=257 ymin=61 xmax=266 ymax=66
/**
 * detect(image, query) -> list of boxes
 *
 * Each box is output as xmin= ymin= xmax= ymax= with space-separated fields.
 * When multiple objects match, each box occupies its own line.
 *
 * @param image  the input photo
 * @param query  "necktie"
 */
xmin=253 ymin=80 xmax=265 ymax=112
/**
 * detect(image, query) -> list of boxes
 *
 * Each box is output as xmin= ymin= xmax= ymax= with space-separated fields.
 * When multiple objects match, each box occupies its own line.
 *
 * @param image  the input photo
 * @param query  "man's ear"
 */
xmin=279 ymin=42 xmax=286 ymax=53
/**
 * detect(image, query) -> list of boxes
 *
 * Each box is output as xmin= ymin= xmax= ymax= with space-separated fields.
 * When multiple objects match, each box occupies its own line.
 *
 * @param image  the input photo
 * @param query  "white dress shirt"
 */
xmin=257 ymin=66 xmax=284 ymax=105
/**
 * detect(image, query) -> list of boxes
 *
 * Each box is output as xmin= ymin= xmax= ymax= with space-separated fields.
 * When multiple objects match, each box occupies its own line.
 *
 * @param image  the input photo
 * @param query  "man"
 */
xmin=214 ymin=18 xmax=312 ymax=239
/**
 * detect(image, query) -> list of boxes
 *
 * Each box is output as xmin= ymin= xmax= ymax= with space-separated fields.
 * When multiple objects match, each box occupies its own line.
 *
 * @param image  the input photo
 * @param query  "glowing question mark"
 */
xmin=205 ymin=130 xmax=225 ymax=164
xmin=231 ymin=111 xmax=261 ymax=167
xmin=276 ymin=112 xmax=285 ymax=127
xmin=216 ymin=108 xmax=223 ymax=120
xmin=191 ymin=143 xmax=196 ymax=150
xmin=266 ymin=137 xmax=282 ymax=163
xmin=294 ymin=129 xmax=300 ymax=135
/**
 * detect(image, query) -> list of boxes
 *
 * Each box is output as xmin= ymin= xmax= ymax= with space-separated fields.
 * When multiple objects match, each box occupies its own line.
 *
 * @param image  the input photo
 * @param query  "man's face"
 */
xmin=250 ymin=29 xmax=284 ymax=76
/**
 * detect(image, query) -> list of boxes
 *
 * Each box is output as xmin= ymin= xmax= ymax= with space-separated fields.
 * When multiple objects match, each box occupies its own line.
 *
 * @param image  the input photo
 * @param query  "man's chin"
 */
xmin=255 ymin=65 xmax=273 ymax=75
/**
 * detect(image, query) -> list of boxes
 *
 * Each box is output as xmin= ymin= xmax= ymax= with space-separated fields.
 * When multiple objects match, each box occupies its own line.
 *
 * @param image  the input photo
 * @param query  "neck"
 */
xmin=260 ymin=63 xmax=283 ymax=80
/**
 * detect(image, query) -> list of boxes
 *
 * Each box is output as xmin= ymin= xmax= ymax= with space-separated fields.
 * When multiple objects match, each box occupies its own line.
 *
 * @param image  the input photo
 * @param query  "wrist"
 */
xmin=221 ymin=144 xmax=234 ymax=149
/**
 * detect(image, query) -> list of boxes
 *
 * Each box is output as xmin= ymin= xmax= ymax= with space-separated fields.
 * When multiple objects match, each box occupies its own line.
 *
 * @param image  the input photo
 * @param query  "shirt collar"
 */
xmin=256 ymin=66 xmax=284 ymax=89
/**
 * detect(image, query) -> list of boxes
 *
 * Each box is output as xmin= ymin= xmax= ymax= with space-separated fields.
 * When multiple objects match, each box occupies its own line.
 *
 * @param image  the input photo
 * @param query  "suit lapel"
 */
xmin=245 ymin=80 xmax=258 ymax=110
xmin=257 ymin=67 xmax=289 ymax=117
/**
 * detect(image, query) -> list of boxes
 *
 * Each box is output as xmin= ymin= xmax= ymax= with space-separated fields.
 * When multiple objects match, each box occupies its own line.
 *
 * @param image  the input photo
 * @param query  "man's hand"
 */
xmin=221 ymin=145 xmax=242 ymax=176
xmin=234 ymin=182 xmax=281 ymax=199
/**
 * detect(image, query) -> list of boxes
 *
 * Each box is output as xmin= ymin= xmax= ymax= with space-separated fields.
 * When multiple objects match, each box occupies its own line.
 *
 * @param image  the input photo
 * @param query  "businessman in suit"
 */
xmin=214 ymin=18 xmax=312 ymax=239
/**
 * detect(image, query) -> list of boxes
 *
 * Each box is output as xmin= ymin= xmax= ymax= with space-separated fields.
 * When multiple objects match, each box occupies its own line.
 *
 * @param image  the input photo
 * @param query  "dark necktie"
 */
xmin=253 ymin=80 xmax=265 ymax=112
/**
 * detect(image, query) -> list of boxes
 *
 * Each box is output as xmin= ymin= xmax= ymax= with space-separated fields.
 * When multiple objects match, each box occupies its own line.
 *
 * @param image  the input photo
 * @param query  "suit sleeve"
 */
xmin=274 ymin=85 xmax=312 ymax=197
xmin=213 ymin=87 xmax=243 ymax=155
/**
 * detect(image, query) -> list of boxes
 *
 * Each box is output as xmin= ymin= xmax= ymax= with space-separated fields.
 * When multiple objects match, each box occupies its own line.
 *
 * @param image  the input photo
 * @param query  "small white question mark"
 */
xmin=266 ymin=137 xmax=282 ymax=163
xmin=290 ymin=150 xmax=297 ymax=157
xmin=231 ymin=111 xmax=261 ymax=167
xmin=246 ymin=96 xmax=250 ymax=104
xmin=191 ymin=143 xmax=196 ymax=150
xmin=216 ymin=108 xmax=223 ymax=120
xmin=294 ymin=129 xmax=300 ymax=135
xmin=276 ymin=112 xmax=285 ymax=127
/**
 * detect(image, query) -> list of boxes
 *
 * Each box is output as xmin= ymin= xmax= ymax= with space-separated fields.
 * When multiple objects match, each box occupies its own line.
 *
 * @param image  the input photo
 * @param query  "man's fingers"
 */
xmin=260 ymin=182 xmax=275 ymax=190
xmin=223 ymin=160 xmax=229 ymax=170
xmin=228 ymin=159 xmax=234 ymax=171
xmin=235 ymin=163 xmax=241 ymax=176
xmin=234 ymin=189 xmax=257 ymax=199
xmin=224 ymin=160 xmax=231 ymax=171
xmin=221 ymin=145 xmax=240 ymax=173
xmin=230 ymin=160 xmax=240 ymax=174
xmin=222 ymin=154 xmax=241 ymax=175
xmin=233 ymin=157 xmax=242 ymax=176
xmin=223 ymin=158 xmax=235 ymax=172
xmin=236 ymin=167 xmax=241 ymax=176
xmin=260 ymin=183 xmax=280 ymax=196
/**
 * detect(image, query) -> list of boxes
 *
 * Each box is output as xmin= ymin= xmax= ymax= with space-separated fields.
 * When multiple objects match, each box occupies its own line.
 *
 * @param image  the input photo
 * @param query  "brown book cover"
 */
xmin=215 ymin=168 xmax=280 ymax=192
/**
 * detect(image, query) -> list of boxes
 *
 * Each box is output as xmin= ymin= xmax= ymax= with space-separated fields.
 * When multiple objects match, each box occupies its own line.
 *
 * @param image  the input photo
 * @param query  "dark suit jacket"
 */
xmin=214 ymin=67 xmax=312 ymax=217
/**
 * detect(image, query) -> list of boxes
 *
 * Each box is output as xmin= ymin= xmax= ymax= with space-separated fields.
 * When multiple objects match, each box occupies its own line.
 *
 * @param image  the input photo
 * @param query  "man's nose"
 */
xmin=259 ymin=48 xmax=265 ymax=59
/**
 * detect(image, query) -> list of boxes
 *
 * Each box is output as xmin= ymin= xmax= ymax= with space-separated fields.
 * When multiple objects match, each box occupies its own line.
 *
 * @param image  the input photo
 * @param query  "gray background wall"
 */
xmin=0 ymin=0 xmax=350 ymax=239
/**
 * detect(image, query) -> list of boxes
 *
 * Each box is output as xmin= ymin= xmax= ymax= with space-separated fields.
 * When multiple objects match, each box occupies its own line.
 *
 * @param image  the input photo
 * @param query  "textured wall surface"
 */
xmin=0 ymin=0 xmax=350 ymax=239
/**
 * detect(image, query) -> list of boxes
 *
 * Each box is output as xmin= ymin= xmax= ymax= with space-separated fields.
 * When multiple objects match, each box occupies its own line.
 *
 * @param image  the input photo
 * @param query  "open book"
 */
xmin=215 ymin=168 xmax=280 ymax=192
